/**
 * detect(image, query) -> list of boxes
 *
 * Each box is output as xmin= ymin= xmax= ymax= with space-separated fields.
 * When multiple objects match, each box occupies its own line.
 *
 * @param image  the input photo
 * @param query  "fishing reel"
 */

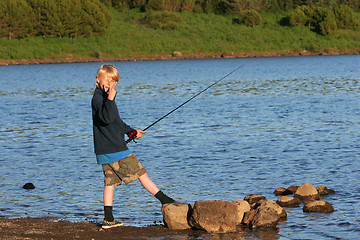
xmin=126 ymin=129 xmax=138 ymax=144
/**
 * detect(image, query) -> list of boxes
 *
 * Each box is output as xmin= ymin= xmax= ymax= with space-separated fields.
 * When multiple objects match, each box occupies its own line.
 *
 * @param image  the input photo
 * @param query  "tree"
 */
xmin=236 ymin=9 xmax=262 ymax=27
xmin=1 ymin=0 xmax=35 ymax=39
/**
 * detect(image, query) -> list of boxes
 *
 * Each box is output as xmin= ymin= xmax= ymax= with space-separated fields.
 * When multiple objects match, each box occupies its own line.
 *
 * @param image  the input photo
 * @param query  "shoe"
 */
xmin=102 ymin=220 xmax=123 ymax=229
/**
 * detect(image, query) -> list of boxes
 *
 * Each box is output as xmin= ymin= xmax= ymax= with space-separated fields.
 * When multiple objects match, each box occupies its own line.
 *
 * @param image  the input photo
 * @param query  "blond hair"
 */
xmin=96 ymin=64 xmax=121 ymax=82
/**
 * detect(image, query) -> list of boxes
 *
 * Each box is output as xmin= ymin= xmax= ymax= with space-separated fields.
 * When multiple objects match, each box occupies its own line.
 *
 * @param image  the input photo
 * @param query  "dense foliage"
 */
xmin=101 ymin=0 xmax=360 ymax=13
xmin=289 ymin=5 xmax=359 ymax=35
xmin=0 ymin=0 xmax=111 ymax=39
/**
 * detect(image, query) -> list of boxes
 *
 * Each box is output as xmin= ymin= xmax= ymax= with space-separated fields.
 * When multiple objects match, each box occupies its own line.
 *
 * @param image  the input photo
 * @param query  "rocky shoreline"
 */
xmin=1 ymin=49 xmax=359 ymax=66
xmin=1 ymin=183 xmax=335 ymax=239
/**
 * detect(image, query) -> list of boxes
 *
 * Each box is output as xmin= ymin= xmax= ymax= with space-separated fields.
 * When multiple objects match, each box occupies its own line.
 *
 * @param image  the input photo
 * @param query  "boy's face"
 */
xmin=97 ymin=73 xmax=117 ymax=93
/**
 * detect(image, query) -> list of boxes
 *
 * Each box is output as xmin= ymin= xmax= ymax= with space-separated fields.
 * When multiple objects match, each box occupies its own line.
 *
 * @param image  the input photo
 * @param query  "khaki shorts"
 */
xmin=102 ymin=153 xmax=147 ymax=186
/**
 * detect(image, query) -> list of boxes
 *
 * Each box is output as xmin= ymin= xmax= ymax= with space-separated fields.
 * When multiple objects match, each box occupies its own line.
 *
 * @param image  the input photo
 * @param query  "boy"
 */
xmin=92 ymin=64 xmax=175 ymax=229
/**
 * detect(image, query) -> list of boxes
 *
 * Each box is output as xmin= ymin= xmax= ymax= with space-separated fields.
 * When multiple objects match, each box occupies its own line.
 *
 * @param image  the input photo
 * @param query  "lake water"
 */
xmin=0 ymin=55 xmax=359 ymax=239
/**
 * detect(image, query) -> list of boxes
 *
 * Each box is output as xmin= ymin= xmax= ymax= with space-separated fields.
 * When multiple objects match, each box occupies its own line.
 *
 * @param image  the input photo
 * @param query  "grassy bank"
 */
xmin=1 ymin=9 xmax=360 ymax=64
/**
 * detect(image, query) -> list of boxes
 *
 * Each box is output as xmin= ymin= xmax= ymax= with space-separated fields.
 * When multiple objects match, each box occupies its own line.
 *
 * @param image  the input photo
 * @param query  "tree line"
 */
xmin=1 ymin=0 xmax=359 ymax=39
xmin=0 ymin=0 xmax=111 ymax=39
xmin=101 ymin=0 xmax=360 ymax=13
xmin=289 ymin=4 xmax=359 ymax=35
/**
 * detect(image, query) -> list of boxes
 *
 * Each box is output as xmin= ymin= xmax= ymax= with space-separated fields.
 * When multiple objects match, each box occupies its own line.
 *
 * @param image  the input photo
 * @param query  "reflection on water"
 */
xmin=0 ymin=55 xmax=359 ymax=240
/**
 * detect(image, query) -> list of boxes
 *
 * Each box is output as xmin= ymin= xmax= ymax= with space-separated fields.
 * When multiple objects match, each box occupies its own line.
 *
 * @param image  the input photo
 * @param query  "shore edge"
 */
xmin=1 ymin=49 xmax=359 ymax=66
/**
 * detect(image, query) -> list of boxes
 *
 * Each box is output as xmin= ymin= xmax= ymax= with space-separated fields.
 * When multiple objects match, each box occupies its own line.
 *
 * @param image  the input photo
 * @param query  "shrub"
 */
xmin=235 ymin=9 xmax=262 ymax=27
xmin=140 ymin=11 xmax=182 ymax=30
xmin=317 ymin=9 xmax=337 ymax=35
xmin=289 ymin=6 xmax=308 ymax=26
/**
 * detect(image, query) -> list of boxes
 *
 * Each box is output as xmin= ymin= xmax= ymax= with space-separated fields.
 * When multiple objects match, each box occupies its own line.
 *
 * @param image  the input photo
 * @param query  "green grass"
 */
xmin=1 ymin=8 xmax=359 ymax=62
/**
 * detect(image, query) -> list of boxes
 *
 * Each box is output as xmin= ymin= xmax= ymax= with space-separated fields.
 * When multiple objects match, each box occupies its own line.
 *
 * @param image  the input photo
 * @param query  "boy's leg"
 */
xmin=139 ymin=173 xmax=176 ymax=205
xmin=138 ymin=173 xmax=159 ymax=195
xmin=103 ymin=185 xmax=115 ymax=221
xmin=104 ymin=185 xmax=115 ymax=206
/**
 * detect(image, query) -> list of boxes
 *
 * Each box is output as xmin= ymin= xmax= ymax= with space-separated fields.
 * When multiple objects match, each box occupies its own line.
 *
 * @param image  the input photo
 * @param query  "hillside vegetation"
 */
xmin=1 ymin=0 xmax=359 ymax=63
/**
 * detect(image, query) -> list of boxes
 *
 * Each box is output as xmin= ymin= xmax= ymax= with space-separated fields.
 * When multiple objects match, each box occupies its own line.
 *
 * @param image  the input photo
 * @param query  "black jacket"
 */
xmin=92 ymin=87 xmax=133 ymax=154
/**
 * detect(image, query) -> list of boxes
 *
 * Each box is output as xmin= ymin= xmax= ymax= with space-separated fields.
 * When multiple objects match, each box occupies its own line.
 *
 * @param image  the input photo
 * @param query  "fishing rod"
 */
xmin=126 ymin=65 xmax=243 ymax=143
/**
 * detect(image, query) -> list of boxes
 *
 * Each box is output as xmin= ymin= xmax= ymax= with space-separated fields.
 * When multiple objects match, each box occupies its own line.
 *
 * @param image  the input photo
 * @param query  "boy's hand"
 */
xmin=107 ymin=81 xmax=117 ymax=100
xmin=135 ymin=129 xmax=145 ymax=139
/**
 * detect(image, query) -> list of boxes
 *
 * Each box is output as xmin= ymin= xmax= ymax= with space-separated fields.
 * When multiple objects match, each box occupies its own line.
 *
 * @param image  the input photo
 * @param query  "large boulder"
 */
xmin=258 ymin=199 xmax=287 ymax=219
xmin=232 ymin=200 xmax=251 ymax=224
xmin=276 ymin=196 xmax=300 ymax=208
xmin=316 ymin=186 xmax=336 ymax=196
xmin=161 ymin=203 xmax=192 ymax=230
xmin=244 ymin=194 xmax=266 ymax=205
xmin=303 ymin=201 xmax=334 ymax=213
xmin=189 ymin=200 xmax=238 ymax=232
xmin=294 ymin=183 xmax=320 ymax=200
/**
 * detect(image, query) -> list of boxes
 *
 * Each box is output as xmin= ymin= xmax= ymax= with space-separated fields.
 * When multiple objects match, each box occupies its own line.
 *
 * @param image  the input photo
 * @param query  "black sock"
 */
xmin=154 ymin=190 xmax=176 ymax=205
xmin=104 ymin=206 xmax=114 ymax=222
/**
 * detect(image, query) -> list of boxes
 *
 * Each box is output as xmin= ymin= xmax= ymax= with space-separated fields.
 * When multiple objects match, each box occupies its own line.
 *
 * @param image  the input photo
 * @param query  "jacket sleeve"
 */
xmin=120 ymin=118 xmax=134 ymax=135
xmin=93 ymin=97 xmax=118 ymax=125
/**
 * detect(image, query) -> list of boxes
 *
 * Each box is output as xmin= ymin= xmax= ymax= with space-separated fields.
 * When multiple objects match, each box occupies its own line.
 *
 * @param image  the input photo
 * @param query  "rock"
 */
xmin=172 ymin=51 xmax=183 ymax=57
xmin=274 ymin=188 xmax=293 ymax=196
xmin=250 ymin=206 xmax=280 ymax=228
xmin=276 ymin=196 xmax=300 ymax=207
xmin=221 ymin=52 xmax=235 ymax=58
xmin=232 ymin=200 xmax=251 ymax=224
xmin=303 ymin=199 xmax=316 ymax=204
xmin=294 ymin=183 xmax=320 ymax=201
xmin=258 ymin=199 xmax=287 ymax=219
xmin=161 ymin=203 xmax=191 ymax=230
xmin=22 ymin=183 xmax=35 ymax=189
xmin=287 ymin=185 xmax=299 ymax=193
xmin=244 ymin=194 xmax=266 ymax=205
xmin=242 ymin=209 xmax=256 ymax=226
xmin=303 ymin=201 xmax=334 ymax=213
xmin=189 ymin=200 xmax=238 ymax=232
xmin=316 ymin=186 xmax=336 ymax=196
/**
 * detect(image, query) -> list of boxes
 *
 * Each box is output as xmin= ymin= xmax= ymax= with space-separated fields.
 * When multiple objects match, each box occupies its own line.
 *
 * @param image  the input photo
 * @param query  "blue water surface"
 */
xmin=0 ymin=55 xmax=359 ymax=239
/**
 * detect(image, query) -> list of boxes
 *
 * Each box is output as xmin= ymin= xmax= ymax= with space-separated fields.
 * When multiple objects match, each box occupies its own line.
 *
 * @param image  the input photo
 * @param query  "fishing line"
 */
xmin=127 ymin=65 xmax=243 ymax=143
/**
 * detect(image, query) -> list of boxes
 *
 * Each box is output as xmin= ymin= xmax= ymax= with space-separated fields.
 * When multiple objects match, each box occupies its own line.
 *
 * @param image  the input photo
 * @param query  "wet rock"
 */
xmin=316 ymin=186 xmax=336 ymax=196
xmin=22 ymin=183 xmax=35 ymax=189
xmin=258 ymin=199 xmax=287 ymax=219
xmin=276 ymin=196 xmax=300 ymax=208
xmin=232 ymin=200 xmax=251 ymax=224
xmin=242 ymin=209 xmax=256 ymax=226
xmin=294 ymin=183 xmax=320 ymax=201
xmin=252 ymin=206 xmax=280 ymax=228
xmin=243 ymin=206 xmax=280 ymax=228
xmin=244 ymin=194 xmax=266 ymax=205
xmin=303 ymin=199 xmax=316 ymax=204
xmin=303 ymin=200 xmax=334 ymax=213
xmin=189 ymin=200 xmax=238 ymax=232
xmin=274 ymin=187 xmax=293 ymax=196
xmin=161 ymin=202 xmax=192 ymax=230
xmin=287 ymin=185 xmax=299 ymax=193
